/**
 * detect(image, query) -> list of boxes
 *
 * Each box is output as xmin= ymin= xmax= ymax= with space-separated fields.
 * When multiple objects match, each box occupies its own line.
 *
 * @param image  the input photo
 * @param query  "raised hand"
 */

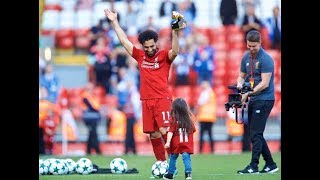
xmin=171 ymin=11 xmax=187 ymax=31
xmin=104 ymin=9 xmax=117 ymax=22
xmin=178 ymin=21 xmax=187 ymax=30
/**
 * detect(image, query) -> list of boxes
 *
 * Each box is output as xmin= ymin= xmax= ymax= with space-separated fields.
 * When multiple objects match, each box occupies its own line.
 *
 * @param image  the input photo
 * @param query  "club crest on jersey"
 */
xmin=255 ymin=61 xmax=259 ymax=69
xmin=154 ymin=62 xmax=159 ymax=68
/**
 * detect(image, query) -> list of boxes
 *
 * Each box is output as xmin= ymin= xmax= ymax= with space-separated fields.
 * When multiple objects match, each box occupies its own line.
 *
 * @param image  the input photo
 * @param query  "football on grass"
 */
xmin=76 ymin=158 xmax=94 ymax=175
xmin=110 ymin=158 xmax=128 ymax=174
xmin=151 ymin=160 xmax=168 ymax=178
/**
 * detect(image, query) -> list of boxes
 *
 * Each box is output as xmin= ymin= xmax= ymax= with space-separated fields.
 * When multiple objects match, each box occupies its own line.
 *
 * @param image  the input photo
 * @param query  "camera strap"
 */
xmin=241 ymin=104 xmax=245 ymax=122
xmin=234 ymin=105 xmax=245 ymax=124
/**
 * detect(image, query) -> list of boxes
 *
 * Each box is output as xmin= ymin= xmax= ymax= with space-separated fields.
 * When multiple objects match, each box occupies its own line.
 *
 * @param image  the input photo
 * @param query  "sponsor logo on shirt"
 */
xmin=141 ymin=60 xmax=160 ymax=69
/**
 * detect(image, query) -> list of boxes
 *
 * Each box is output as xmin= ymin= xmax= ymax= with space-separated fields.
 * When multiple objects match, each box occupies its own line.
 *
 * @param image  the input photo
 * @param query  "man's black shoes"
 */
xmin=237 ymin=165 xmax=259 ymax=174
xmin=259 ymin=163 xmax=279 ymax=173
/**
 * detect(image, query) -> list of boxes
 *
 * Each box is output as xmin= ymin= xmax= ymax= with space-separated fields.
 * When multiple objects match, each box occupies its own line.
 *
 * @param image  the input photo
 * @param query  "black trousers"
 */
xmin=86 ymin=121 xmax=101 ymax=154
xmin=199 ymin=122 xmax=214 ymax=153
xmin=39 ymin=127 xmax=45 ymax=155
xmin=242 ymin=122 xmax=251 ymax=152
xmin=125 ymin=116 xmax=136 ymax=154
xmin=248 ymin=100 xmax=275 ymax=167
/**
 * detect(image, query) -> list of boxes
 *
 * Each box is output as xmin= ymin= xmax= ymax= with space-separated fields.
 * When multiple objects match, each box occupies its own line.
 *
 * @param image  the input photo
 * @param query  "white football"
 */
xmin=76 ymin=158 xmax=93 ymax=175
xmin=109 ymin=158 xmax=128 ymax=174
xmin=65 ymin=158 xmax=77 ymax=174
xmin=60 ymin=159 xmax=70 ymax=174
xmin=39 ymin=159 xmax=50 ymax=175
xmin=151 ymin=161 xmax=168 ymax=178
xmin=48 ymin=159 xmax=67 ymax=175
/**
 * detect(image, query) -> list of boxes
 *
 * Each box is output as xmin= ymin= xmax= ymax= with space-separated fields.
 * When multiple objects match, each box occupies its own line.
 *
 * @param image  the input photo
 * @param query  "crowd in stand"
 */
xmin=39 ymin=0 xmax=281 ymax=155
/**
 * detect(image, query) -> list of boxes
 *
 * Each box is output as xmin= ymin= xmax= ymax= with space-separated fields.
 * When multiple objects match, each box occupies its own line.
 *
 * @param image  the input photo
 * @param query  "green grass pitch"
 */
xmin=39 ymin=152 xmax=281 ymax=180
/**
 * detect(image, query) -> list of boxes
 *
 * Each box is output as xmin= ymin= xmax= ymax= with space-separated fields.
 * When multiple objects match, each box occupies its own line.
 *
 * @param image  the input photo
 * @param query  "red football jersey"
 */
xmin=132 ymin=46 xmax=173 ymax=100
xmin=168 ymin=120 xmax=196 ymax=154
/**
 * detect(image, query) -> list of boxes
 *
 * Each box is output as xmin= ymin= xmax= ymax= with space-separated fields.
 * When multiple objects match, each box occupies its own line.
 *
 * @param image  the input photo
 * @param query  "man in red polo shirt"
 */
xmin=105 ymin=9 xmax=186 ymax=163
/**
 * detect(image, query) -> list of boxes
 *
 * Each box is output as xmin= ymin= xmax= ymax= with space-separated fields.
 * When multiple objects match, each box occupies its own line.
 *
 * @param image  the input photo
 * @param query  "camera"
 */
xmin=225 ymin=82 xmax=253 ymax=111
xmin=171 ymin=11 xmax=187 ymax=30
xmin=228 ymin=82 xmax=253 ymax=94
xmin=224 ymin=94 xmax=242 ymax=111
xmin=224 ymin=82 xmax=253 ymax=124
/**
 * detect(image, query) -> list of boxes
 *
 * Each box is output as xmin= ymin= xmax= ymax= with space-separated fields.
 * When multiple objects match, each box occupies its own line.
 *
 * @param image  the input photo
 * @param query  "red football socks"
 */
xmin=150 ymin=137 xmax=166 ymax=161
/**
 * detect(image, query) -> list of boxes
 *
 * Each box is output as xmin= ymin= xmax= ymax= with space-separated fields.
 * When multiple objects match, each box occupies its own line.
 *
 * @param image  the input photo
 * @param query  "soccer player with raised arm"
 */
xmin=104 ymin=9 xmax=186 ymax=164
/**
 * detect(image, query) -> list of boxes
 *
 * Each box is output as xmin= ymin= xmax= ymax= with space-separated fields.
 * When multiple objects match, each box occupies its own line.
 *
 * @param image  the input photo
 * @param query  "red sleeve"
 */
xmin=131 ymin=46 xmax=140 ymax=63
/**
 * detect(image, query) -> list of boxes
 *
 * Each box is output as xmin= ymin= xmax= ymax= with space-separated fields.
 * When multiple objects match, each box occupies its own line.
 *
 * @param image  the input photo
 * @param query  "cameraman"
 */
xmin=236 ymin=30 xmax=278 ymax=174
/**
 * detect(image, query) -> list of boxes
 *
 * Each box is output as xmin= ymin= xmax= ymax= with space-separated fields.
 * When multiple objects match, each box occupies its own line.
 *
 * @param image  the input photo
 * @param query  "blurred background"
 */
xmin=39 ymin=0 xmax=281 ymax=156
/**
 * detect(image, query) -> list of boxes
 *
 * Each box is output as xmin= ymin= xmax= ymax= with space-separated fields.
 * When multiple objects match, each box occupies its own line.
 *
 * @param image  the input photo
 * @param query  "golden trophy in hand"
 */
xmin=171 ymin=11 xmax=187 ymax=30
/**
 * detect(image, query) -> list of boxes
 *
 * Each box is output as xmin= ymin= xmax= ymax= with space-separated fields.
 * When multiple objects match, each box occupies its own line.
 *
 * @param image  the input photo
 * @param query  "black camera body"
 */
xmin=224 ymin=82 xmax=253 ymax=111
xmin=229 ymin=82 xmax=252 ymax=94
xmin=225 ymin=94 xmax=242 ymax=111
